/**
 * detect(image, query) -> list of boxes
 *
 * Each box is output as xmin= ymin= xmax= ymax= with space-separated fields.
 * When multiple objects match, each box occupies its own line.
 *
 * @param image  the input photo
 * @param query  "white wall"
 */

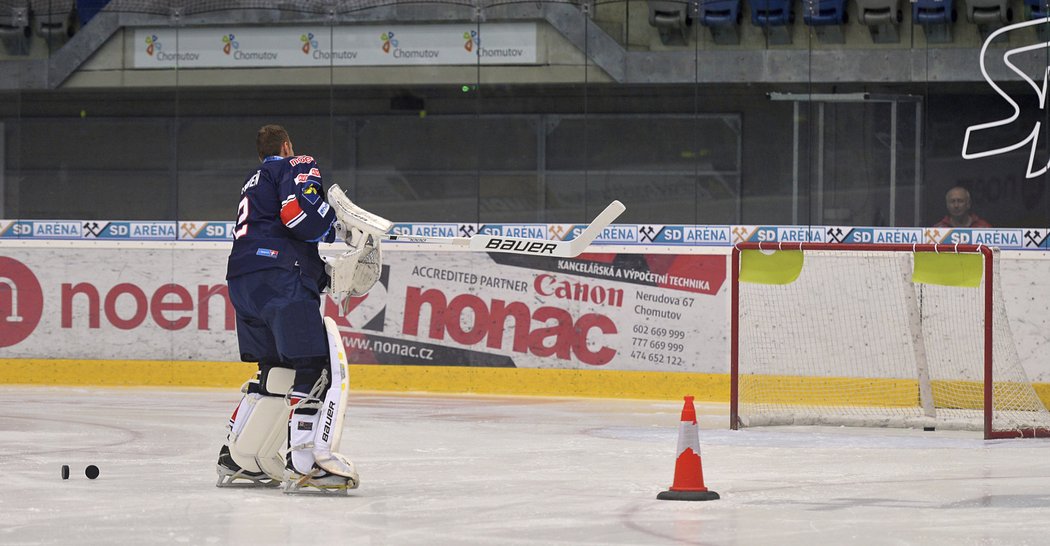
xmin=1 ymin=241 xmax=1047 ymax=382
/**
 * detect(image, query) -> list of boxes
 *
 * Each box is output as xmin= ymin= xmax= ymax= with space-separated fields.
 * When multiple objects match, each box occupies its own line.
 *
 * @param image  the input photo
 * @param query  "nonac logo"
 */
xmin=381 ymin=31 xmax=398 ymax=53
xmin=222 ymin=33 xmax=239 ymax=55
xmin=145 ymin=34 xmax=161 ymax=56
xmin=300 ymin=32 xmax=317 ymax=54
xmin=0 ymin=257 xmax=43 ymax=348
xmin=962 ymin=19 xmax=1050 ymax=178
xmin=463 ymin=30 xmax=479 ymax=52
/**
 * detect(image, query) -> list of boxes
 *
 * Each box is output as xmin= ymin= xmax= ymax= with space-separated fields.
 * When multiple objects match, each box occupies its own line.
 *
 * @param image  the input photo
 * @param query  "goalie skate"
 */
xmin=282 ymin=465 xmax=358 ymax=496
xmin=215 ymin=445 xmax=280 ymax=488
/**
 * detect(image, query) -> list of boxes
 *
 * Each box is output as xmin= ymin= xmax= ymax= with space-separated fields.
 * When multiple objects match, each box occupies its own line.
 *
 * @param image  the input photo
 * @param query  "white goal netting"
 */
xmin=733 ymin=246 xmax=1050 ymax=438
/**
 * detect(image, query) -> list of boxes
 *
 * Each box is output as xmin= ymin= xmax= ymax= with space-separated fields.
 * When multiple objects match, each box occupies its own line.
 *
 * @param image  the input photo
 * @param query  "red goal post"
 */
xmin=729 ymin=242 xmax=1050 ymax=439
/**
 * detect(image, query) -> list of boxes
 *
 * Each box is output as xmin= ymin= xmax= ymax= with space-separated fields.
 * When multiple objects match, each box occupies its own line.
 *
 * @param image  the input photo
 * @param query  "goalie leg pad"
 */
xmin=314 ymin=317 xmax=356 ymax=478
xmin=225 ymin=366 xmax=296 ymax=482
xmin=223 ymin=372 xmax=263 ymax=474
xmin=217 ymin=372 xmax=270 ymax=487
xmin=285 ymin=317 xmax=359 ymax=490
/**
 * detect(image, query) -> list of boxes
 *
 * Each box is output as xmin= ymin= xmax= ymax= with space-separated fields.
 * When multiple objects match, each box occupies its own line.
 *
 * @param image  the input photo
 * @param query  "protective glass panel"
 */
xmin=1 ymin=0 xmax=1047 ymax=227
xmin=908 ymin=0 xmax=1050 ymax=228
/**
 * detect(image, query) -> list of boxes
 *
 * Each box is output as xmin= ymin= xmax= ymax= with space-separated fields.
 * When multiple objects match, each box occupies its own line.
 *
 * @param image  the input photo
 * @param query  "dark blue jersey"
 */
xmin=226 ymin=155 xmax=336 ymax=287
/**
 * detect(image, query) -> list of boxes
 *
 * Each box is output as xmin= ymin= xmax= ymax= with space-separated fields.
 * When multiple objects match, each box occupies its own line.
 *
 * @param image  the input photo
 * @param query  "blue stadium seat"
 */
xmin=700 ymin=0 xmax=742 ymax=44
xmin=76 ymin=0 xmax=110 ymax=27
xmin=1026 ymin=0 xmax=1050 ymax=41
xmin=803 ymin=0 xmax=848 ymax=42
xmin=700 ymin=0 xmax=742 ymax=26
xmin=750 ymin=0 xmax=795 ymax=26
xmin=913 ymin=0 xmax=956 ymax=42
xmin=912 ymin=0 xmax=956 ymax=24
xmin=803 ymin=0 xmax=848 ymax=25
xmin=1027 ymin=0 xmax=1050 ymax=18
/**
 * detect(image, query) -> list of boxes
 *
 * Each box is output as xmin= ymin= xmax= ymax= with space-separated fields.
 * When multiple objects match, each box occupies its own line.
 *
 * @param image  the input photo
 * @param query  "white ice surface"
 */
xmin=3 ymin=387 xmax=1050 ymax=545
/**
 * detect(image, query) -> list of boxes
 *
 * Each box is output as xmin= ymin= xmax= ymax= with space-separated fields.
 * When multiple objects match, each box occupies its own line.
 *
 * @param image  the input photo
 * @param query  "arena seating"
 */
xmin=962 ymin=0 xmax=1011 ymax=41
xmin=76 ymin=0 xmax=109 ymax=26
xmin=1026 ymin=0 xmax=1050 ymax=18
xmin=30 ymin=0 xmax=76 ymax=46
xmin=1024 ymin=0 xmax=1050 ymax=40
xmin=856 ymin=0 xmax=903 ymax=43
xmin=647 ymin=1 xmax=693 ymax=45
xmin=912 ymin=0 xmax=957 ymax=42
xmin=0 ymin=0 xmax=30 ymax=55
xmin=699 ymin=0 xmax=742 ymax=44
xmin=750 ymin=0 xmax=794 ymax=44
xmin=802 ymin=0 xmax=849 ymax=43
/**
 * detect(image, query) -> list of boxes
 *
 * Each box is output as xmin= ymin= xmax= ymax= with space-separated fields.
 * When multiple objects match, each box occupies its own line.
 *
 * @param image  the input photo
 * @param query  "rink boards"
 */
xmin=1 ymin=240 xmax=1050 ymax=402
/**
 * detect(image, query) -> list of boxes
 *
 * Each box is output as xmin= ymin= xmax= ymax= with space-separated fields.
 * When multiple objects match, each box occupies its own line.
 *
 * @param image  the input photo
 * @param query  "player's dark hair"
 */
xmin=257 ymin=125 xmax=290 ymax=160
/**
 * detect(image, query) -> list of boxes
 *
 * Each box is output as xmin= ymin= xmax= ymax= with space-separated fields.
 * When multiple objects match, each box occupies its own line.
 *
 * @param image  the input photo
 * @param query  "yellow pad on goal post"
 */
xmin=912 ymin=251 xmax=984 ymax=288
xmin=739 ymin=249 xmax=804 ymax=285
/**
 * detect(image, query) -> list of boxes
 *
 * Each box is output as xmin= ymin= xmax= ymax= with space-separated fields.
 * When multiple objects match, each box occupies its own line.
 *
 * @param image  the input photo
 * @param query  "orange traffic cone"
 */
xmin=657 ymin=395 xmax=719 ymax=501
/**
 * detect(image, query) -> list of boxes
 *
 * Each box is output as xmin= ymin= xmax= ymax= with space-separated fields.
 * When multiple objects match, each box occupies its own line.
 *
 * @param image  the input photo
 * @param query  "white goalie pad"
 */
xmin=228 ymin=367 xmax=295 ymax=481
xmin=314 ymin=316 xmax=356 ymax=480
xmin=286 ymin=317 xmax=359 ymax=488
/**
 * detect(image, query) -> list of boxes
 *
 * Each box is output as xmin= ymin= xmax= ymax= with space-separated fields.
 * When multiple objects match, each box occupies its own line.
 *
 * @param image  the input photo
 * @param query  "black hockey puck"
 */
xmin=61 ymin=465 xmax=69 ymax=480
xmin=85 ymin=465 xmax=99 ymax=479
xmin=923 ymin=426 xmax=936 ymax=432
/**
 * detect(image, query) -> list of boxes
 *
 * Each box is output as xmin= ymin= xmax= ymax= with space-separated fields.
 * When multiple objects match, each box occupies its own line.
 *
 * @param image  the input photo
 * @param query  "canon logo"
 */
xmin=533 ymin=273 xmax=624 ymax=307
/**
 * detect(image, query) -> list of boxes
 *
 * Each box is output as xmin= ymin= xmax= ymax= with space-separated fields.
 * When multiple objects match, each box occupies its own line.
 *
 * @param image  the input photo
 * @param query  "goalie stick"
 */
xmin=327 ymin=184 xmax=625 ymax=258
xmin=385 ymin=200 xmax=626 ymax=258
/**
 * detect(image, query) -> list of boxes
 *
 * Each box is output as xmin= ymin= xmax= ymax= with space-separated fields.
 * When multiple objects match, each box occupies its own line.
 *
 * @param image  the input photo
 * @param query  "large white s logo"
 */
xmin=963 ymin=18 xmax=1050 ymax=178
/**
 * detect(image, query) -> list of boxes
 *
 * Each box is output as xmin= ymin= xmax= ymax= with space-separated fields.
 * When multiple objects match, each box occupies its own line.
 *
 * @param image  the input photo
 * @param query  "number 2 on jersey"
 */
xmin=234 ymin=196 xmax=249 ymax=239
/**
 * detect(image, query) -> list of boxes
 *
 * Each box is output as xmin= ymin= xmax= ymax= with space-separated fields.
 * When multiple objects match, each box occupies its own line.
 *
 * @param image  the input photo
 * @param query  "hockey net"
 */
xmin=730 ymin=243 xmax=1050 ymax=439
